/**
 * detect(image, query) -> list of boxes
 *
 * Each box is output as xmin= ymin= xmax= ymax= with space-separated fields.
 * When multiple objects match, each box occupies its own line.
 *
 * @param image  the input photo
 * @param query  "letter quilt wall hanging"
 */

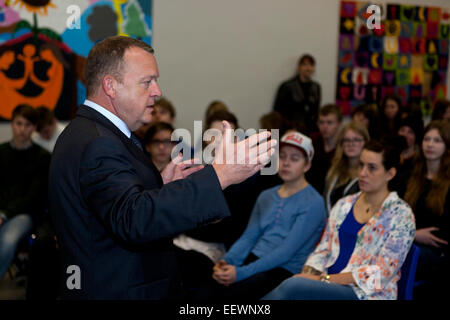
xmin=337 ymin=1 xmax=450 ymax=116
xmin=0 ymin=0 xmax=152 ymax=121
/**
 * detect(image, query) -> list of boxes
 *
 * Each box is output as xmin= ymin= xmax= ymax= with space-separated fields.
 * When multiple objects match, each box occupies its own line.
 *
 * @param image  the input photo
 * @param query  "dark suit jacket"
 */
xmin=49 ymin=105 xmax=230 ymax=299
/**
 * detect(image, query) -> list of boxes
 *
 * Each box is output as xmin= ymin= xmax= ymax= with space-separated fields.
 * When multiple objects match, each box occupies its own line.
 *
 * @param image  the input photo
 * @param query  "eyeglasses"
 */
xmin=342 ymin=138 xmax=364 ymax=144
xmin=150 ymin=139 xmax=176 ymax=147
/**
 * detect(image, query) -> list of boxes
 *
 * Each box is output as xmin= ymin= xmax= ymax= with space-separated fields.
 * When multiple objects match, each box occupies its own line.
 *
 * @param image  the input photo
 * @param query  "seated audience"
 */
xmin=32 ymin=106 xmax=66 ymax=152
xmin=402 ymin=100 xmax=423 ymax=123
xmin=204 ymin=100 xmax=229 ymax=125
xmin=273 ymin=54 xmax=321 ymax=134
xmin=175 ymin=110 xmax=268 ymax=292
xmin=192 ymin=131 xmax=326 ymax=301
xmin=188 ymin=100 xmax=231 ymax=159
xmin=263 ymin=138 xmax=415 ymax=300
xmin=151 ymin=97 xmax=176 ymax=125
xmin=351 ymin=103 xmax=380 ymax=139
xmin=202 ymin=109 xmax=239 ymax=153
xmin=306 ymin=104 xmax=342 ymax=194
xmin=404 ymin=120 xmax=449 ymax=300
xmin=134 ymin=97 xmax=176 ymax=140
xmin=324 ymin=121 xmax=369 ymax=213
xmin=398 ymin=116 xmax=424 ymax=166
xmin=0 ymin=105 xmax=51 ymax=279
xmin=431 ymin=99 xmax=450 ymax=122
xmin=259 ymin=110 xmax=288 ymax=138
xmin=394 ymin=116 xmax=424 ymax=196
xmin=176 ymin=167 xmax=283 ymax=294
xmin=205 ymin=109 xmax=238 ymax=132
xmin=143 ymin=122 xmax=176 ymax=172
xmin=257 ymin=111 xmax=287 ymax=204
xmin=378 ymin=94 xmax=403 ymax=138
xmin=197 ymin=110 xmax=285 ymax=247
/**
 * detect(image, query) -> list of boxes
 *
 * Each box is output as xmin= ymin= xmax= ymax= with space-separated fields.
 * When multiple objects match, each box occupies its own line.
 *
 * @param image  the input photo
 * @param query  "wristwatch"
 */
xmin=320 ymin=274 xmax=331 ymax=283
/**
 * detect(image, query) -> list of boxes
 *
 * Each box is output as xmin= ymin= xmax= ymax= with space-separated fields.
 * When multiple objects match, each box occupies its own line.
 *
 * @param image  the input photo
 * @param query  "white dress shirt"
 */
xmin=83 ymin=99 xmax=131 ymax=138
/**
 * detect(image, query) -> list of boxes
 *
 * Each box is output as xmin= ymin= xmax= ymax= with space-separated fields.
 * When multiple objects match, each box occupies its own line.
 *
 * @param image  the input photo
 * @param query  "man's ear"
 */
xmin=102 ymin=75 xmax=117 ymax=98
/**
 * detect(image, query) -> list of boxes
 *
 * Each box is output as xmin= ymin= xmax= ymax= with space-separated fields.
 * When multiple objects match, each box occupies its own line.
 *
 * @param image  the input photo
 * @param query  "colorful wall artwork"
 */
xmin=337 ymin=1 xmax=450 ymax=116
xmin=0 ymin=0 xmax=152 ymax=120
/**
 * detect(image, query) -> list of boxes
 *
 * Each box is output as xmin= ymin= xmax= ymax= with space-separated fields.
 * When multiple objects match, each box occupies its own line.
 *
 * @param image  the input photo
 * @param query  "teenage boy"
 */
xmin=0 ymin=104 xmax=51 ymax=279
xmin=306 ymin=104 xmax=342 ymax=194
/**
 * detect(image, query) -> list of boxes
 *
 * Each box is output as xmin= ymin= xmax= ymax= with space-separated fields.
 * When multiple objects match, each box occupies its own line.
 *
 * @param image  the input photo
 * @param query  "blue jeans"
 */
xmin=262 ymin=276 xmax=359 ymax=300
xmin=0 ymin=214 xmax=33 ymax=279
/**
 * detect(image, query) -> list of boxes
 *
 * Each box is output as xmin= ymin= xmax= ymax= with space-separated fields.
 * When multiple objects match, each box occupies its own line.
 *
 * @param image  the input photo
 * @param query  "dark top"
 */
xmin=273 ymin=76 xmax=321 ymax=134
xmin=0 ymin=142 xmax=50 ymax=219
xmin=326 ymin=177 xmax=360 ymax=213
xmin=328 ymin=205 xmax=365 ymax=274
xmin=306 ymin=132 xmax=336 ymax=194
xmin=330 ymin=181 xmax=359 ymax=209
xmin=378 ymin=116 xmax=402 ymax=140
xmin=394 ymin=156 xmax=415 ymax=197
xmin=413 ymin=178 xmax=449 ymax=253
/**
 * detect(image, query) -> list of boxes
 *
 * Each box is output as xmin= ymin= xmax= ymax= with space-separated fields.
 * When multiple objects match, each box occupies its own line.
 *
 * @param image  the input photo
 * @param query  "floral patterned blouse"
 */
xmin=305 ymin=191 xmax=415 ymax=300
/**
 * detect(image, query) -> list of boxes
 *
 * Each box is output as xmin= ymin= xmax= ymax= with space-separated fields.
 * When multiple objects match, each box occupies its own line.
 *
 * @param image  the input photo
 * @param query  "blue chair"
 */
xmin=397 ymin=244 xmax=420 ymax=300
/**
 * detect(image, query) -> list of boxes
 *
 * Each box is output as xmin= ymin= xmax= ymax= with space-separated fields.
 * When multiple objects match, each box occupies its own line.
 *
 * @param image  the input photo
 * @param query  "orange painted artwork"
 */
xmin=0 ymin=43 xmax=64 ymax=119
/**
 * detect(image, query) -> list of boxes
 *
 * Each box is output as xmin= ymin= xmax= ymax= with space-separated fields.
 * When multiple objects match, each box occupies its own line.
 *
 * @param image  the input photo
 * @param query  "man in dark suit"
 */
xmin=49 ymin=36 xmax=276 ymax=299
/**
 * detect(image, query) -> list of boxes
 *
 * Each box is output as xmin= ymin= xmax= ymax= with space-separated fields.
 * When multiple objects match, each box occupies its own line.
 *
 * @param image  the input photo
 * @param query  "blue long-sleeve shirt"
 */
xmin=223 ymin=184 xmax=327 ymax=282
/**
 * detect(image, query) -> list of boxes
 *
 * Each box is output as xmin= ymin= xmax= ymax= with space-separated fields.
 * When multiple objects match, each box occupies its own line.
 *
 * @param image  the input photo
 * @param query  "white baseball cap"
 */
xmin=280 ymin=131 xmax=314 ymax=161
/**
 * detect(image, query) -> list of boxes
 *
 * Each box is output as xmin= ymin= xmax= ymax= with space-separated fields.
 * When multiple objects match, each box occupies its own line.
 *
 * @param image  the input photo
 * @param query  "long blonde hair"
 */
xmin=325 ymin=121 xmax=370 ymax=189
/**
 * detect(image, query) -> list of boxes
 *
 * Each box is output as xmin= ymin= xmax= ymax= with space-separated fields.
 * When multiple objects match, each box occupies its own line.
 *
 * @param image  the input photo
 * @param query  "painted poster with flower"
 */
xmin=337 ymin=1 xmax=450 ymax=116
xmin=0 ymin=0 xmax=152 ymax=120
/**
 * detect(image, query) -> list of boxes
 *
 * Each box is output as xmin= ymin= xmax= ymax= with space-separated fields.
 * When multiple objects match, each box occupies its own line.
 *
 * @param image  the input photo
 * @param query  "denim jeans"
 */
xmin=0 ymin=214 xmax=33 ymax=279
xmin=262 ymin=276 xmax=359 ymax=300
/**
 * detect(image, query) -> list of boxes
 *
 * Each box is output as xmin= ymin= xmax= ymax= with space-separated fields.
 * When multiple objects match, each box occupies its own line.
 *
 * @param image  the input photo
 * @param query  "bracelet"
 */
xmin=320 ymin=274 xmax=331 ymax=283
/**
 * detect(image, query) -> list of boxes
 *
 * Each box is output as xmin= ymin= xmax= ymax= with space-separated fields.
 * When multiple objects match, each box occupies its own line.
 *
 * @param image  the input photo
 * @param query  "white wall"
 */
xmin=1 ymin=0 xmax=449 ymax=142
xmin=152 ymin=0 xmax=450 ymax=132
xmin=152 ymin=0 xmax=341 ymax=132
xmin=0 ymin=125 xmax=11 ymax=143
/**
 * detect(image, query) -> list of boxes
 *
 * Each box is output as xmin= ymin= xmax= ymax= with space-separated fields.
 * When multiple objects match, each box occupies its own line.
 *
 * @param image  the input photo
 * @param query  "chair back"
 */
xmin=397 ymin=244 xmax=420 ymax=300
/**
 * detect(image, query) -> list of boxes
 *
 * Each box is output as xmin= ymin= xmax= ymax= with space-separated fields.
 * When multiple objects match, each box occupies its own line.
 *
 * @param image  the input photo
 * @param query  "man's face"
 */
xmin=11 ymin=115 xmax=35 ymax=144
xmin=298 ymin=61 xmax=315 ymax=81
xmin=317 ymin=114 xmax=340 ymax=139
xmin=113 ymin=47 xmax=162 ymax=131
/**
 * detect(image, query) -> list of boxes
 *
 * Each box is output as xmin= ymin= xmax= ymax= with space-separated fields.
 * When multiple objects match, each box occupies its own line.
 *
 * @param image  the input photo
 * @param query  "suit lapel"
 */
xmin=76 ymin=105 xmax=163 ymax=186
